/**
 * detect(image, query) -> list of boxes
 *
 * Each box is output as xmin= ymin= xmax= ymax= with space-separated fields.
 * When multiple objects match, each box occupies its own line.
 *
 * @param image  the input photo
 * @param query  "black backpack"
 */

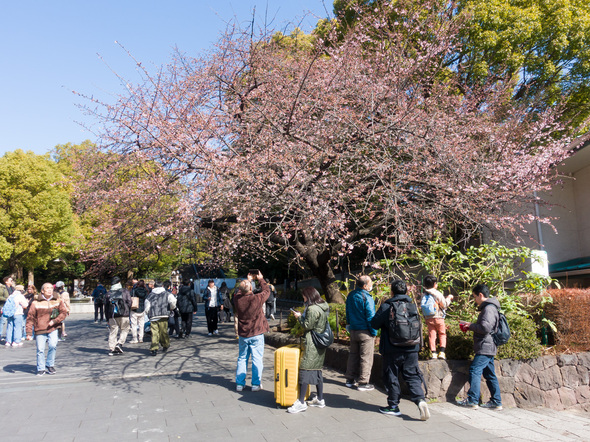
xmin=108 ymin=289 xmax=126 ymax=316
xmin=94 ymin=287 xmax=106 ymax=304
xmin=388 ymin=300 xmax=422 ymax=347
xmin=491 ymin=306 xmax=511 ymax=346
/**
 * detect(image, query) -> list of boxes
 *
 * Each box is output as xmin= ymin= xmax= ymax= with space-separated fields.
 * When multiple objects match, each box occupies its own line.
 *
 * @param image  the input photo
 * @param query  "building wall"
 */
xmin=573 ymin=163 xmax=590 ymax=258
xmin=538 ymin=176 xmax=581 ymax=264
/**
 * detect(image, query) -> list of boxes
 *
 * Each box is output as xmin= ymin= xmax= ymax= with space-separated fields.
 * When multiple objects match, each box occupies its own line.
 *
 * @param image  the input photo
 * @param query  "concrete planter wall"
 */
xmin=265 ymin=331 xmax=590 ymax=412
xmin=69 ymin=299 xmax=95 ymax=314
xmin=421 ymin=353 xmax=590 ymax=412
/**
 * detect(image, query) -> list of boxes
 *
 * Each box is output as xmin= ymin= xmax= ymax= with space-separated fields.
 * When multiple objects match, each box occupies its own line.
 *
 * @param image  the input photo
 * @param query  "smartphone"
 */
xmin=249 ymin=269 xmax=260 ymax=275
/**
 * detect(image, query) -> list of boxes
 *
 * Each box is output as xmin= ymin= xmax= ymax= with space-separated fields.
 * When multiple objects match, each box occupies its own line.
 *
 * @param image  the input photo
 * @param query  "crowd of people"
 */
xmin=1 ymin=271 xmax=504 ymax=418
xmin=86 ymin=274 xmax=277 ymax=357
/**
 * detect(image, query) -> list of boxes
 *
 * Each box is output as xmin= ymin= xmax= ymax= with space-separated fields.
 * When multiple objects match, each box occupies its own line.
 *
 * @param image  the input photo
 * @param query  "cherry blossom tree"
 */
xmin=57 ymin=142 xmax=204 ymax=280
xmin=76 ymin=0 xmax=579 ymax=302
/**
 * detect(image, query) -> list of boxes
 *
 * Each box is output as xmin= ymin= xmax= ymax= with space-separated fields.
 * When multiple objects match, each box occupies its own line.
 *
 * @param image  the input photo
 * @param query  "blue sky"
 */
xmin=0 ymin=1 xmax=332 ymax=156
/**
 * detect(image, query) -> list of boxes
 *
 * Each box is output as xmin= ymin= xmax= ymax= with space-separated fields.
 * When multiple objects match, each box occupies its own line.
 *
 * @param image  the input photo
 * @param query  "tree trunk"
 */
xmin=294 ymin=239 xmax=344 ymax=304
xmin=15 ymin=266 xmax=23 ymax=282
xmin=314 ymin=259 xmax=344 ymax=304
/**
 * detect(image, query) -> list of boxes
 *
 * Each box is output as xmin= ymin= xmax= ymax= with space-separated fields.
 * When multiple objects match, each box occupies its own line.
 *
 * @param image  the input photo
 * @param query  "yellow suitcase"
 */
xmin=274 ymin=344 xmax=309 ymax=407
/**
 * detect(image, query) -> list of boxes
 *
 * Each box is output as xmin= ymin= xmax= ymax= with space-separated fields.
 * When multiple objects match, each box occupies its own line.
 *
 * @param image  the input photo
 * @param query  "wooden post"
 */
xmin=336 ymin=309 xmax=339 ymax=341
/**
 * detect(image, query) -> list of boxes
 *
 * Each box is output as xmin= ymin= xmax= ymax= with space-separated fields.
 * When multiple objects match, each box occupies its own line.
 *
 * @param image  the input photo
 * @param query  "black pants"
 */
xmin=265 ymin=300 xmax=274 ymax=318
xmin=94 ymin=302 xmax=104 ymax=322
xmin=180 ymin=312 xmax=194 ymax=336
xmin=168 ymin=310 xmax=182 ymax=337
xmin=205 ymin=307 xmax=219 ymax=333
xmin=382 ymin=351 xmax=425 ymax=407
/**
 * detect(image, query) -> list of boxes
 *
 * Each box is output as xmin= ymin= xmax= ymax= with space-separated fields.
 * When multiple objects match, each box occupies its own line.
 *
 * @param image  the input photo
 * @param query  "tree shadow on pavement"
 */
xmin=179 ymin=371 xmax=235 ymax=390
xmin=3 ymin=363 xmax=36 ymax=374
xmin=75 ymin=346 xmax=110 ymax=355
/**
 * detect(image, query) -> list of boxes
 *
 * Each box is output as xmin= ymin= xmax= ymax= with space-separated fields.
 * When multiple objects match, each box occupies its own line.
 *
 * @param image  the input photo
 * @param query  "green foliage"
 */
xmin=380 ymin=237 xmax=552 ymax=358
xmin=385 ymin=236 xmax=553 ymax=316
xmin=328 ymin=0 xmax=590 ymax=131
xmin=457 ymin=0 xmax=590 ymax=127
xmin=496 ymin=312 xmax=543 ymax=359
xmin=289 ymin=303 xmax=347 ymax=337
xmin=0 ymin=150 xmax=78 ymax=273
xmin=423 ymin=314 xmax=542 ymax=360
xmin=271 ymin=28 xmax=317 ymax=53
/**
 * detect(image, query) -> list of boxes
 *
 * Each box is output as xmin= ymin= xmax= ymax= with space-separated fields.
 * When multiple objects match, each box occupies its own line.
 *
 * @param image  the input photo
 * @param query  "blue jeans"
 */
xmin=0 ymin=314 xmax=6 ymax=339
xmin=468 ymin=354 xmax=502 ymax=405
xmin=6 ymin=315 xmax=23 ymax=344
xmin=36 ymin=330 xmax=58 ymax=372
xmin=236 ymin=334 xmax=264 ymax=386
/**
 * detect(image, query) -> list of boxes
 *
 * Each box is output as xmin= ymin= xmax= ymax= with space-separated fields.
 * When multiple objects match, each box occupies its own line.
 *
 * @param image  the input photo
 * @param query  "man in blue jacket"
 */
xmin=345 ymin=275 xmax=377 ymax=391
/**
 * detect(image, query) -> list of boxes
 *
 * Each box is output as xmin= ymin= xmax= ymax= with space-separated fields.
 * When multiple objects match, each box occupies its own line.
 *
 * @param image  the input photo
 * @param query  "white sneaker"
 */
xmin=418 ymin=400 xmax=430 ymax=421
xmin=431 ymin=352 xmax=438 ymax=359
xmin=270 ymin=314 xmax=275 ymax=320
xmin=213 ymin=330 xmax=219 ymax=335
xmin=438 ymin=351 xmax=446 ymax=360
xmin=207 ymin=333 xmax=212 ymax=336
xmin=306 ymin=397 xmax=326 ymax=408
xmin=236 ymin=385 xmax=244 ymax=392
xmin=129 ymin=340 xmax=139 ymax=344
xmin=287 ymin=399 xmax=308 ymax=413
xmin=251 ymin=384 xmax=263 ymax=392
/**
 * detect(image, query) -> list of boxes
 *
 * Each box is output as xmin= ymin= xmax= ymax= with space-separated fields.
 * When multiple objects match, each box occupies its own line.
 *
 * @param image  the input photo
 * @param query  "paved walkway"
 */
xmin=1 ymin=313 xmax=589 ymax=442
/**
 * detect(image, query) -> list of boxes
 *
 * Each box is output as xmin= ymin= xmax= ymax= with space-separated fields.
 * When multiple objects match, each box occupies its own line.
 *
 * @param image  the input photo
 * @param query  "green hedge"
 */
xmin=286 ymin=302 xmax=542 ymax=360
xmin=419 ymin=314 xmax=542 ymax=360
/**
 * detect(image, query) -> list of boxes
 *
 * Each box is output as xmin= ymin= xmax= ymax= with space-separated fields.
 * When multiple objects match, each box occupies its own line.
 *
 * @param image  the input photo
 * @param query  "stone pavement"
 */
xmin=1 ymin=312 xmax=589 ymax=442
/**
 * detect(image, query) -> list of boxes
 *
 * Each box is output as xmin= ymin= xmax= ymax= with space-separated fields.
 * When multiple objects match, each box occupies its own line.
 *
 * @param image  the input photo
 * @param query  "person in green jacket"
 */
xmin=288 ymin=287 xmax=330 ymax=413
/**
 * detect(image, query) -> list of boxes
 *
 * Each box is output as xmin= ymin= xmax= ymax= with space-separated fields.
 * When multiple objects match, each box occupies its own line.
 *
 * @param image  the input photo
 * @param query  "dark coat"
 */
xmin=177 ymin=285 xmax=198 ymax=314
xmin=202 ymin=286 xmax=224 ymax=308
xmin=105 ymin=287 xmax=132 ymax=319
xmin=132 ymin=286 xmax=148 ymax=313
xmin=370 ymin=294 xmax=420 ymax=354
xmin=469 ymin=297 xmax=500 ymax=356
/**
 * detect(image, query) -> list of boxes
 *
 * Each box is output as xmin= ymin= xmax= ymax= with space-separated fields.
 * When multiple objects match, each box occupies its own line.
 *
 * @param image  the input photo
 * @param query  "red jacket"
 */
xmin=234 ymin=279 xmax=270 ymax=338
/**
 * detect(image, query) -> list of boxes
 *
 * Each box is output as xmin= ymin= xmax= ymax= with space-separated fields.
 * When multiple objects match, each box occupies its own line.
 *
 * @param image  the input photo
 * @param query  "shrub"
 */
xmin=420 ymin=314 xmax=542 ymax=360
xmin=289 ymin=303 xmax=346 ymax=337
xmin=544 ymin=288 xmax=590 ymax=351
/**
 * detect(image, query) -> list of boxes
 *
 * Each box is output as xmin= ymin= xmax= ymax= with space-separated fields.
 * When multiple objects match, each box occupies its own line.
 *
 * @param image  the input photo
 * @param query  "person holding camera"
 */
xmin=287 ymin=287 xmax=329 ymax=413
xmin=233 ymin=270 xmax=270 ymax=392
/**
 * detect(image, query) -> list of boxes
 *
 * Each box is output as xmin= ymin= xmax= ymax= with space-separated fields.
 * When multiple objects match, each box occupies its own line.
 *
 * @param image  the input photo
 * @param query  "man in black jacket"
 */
xmin=177 ymin=279 xmax=198 ymax=338
xmin=370 ymin=279 xmax=430 ymax=420
xmin=456 ymin=283 xmax=503 ymax=410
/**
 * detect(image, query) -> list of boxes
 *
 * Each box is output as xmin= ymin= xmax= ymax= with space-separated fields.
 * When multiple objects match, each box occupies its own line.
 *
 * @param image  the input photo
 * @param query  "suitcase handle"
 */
xmin=285 ymin=369 xmax=288 ymax=388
